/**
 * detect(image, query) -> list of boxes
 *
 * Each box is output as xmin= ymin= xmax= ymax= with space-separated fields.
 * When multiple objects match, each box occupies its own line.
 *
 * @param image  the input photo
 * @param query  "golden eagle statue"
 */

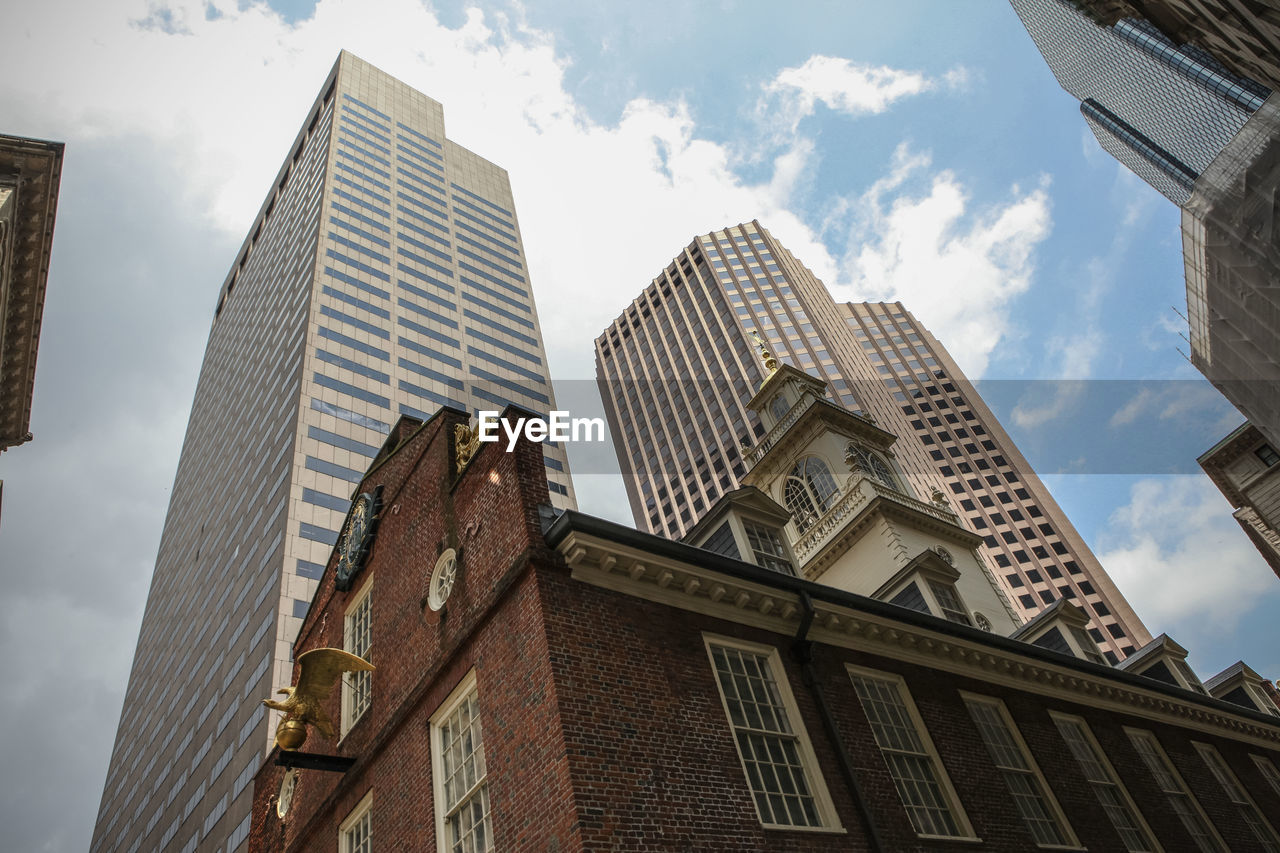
xmin=263 ymin=648 xmax=375 ymax=750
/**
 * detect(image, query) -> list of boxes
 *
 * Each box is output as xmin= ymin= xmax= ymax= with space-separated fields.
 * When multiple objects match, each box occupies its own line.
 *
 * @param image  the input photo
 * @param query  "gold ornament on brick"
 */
xmin=455 ymin=420 xmax=481 ymax=471
xmin=262 ymin=648 xmax=375 ymax=750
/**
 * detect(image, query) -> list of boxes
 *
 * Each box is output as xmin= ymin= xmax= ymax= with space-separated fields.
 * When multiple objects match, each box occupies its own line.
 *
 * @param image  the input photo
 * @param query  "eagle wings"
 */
xmin=263 ymin=648 xmax=375 ymax=746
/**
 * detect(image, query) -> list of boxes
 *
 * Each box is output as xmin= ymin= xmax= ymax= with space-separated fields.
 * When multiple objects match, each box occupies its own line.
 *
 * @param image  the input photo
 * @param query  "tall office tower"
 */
xmin=90 ymin=52 xmax=573 ymax=853
xmin=843 ymin=301 xmax=1149 ymax=662
xmin=1010 ymin=0 xmax=1269 ymax=204
xmin=596 ymin=221 xmax=1150 ymax=662
xmin=1011 ymin=0 xmax=1280 ymax=486
xmin=1066 ymin=0 xmax=1280 ymax=92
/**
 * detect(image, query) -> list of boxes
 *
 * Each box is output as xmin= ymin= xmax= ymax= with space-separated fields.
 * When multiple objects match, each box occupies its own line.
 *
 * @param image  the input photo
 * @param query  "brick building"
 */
xmin=251 ymin=384 xmax=1280 ymax=851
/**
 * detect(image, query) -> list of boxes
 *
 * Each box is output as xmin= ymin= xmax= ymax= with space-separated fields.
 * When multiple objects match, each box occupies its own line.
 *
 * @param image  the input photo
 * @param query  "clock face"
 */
xmin=335 ymin=488 xmax=382 ymax=591
xmin=277 ymin=768 xmax=298 ymax=819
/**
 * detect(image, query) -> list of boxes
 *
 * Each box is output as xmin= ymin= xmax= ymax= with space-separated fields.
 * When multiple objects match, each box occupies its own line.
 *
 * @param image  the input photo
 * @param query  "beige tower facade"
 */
xmin=596 ymin=222 xmax=1150 ymax=662
xmin=92 ymin=52 xmax=573 ymax=853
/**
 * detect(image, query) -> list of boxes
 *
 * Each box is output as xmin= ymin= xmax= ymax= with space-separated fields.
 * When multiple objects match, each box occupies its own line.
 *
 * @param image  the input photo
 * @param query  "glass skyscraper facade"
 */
xmin=1010 ymin=0 xmax=1268 ymax=203
xmin=595 ymin=221 xmax=1150 ymax=662
xmin=90 ymin=52 xmax=573 ymax=853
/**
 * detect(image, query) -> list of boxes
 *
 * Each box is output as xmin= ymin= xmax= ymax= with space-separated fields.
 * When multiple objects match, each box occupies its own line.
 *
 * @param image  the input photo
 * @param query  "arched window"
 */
xmin=846 ymin=443 xmax=897 ymax=489
xmin=784 ymin=457 xmax=839 ymax=531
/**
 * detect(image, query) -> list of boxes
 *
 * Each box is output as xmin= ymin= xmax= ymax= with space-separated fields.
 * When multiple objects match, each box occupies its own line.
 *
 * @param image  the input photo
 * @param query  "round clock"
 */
xmin=277 ymin=768 xmax=298 ymax=819
xmin=335 ymin=488 xmax=383 ymax=591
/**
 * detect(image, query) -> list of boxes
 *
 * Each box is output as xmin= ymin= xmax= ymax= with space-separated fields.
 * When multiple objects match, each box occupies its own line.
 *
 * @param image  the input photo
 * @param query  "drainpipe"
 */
xmin=792 ymin=590 xmax=885 ymax=853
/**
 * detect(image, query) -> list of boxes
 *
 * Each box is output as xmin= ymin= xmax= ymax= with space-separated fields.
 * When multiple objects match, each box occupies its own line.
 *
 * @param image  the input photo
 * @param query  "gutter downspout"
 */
xmin=792 ymin=589 xmax=885 ymax=853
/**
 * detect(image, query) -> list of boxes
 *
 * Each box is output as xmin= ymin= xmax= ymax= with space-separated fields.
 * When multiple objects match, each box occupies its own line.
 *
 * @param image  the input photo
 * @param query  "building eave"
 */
xmin=544 ymin=509 xmax=1280 ymax=746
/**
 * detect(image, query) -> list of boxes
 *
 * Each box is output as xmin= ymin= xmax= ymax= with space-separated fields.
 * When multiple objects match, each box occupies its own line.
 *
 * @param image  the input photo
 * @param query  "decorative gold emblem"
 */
xmin=749 ymin=331 xmax=779 ymax=374
xmin=263 ymin=648 xmax=375 ymax=750
xmin=455 ymin=420 xmax=481 ymax=471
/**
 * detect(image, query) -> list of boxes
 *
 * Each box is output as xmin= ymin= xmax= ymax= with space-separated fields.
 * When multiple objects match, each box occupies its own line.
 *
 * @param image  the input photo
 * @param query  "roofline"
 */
xmin=543 ymin=509 xmax=1280 ymax=728
xmin=1198 ymin=420 xmax=1253 ymax=464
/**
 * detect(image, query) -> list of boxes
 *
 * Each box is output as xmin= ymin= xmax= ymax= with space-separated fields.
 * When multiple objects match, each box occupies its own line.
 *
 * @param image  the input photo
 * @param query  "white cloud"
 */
xmin=763 ymin=54 xmax=961 ymax=132
xmin=1096 ymin=477 xmax=1278 ymax=638
xmin=834 ymin=144 xmax=1052 ymax=377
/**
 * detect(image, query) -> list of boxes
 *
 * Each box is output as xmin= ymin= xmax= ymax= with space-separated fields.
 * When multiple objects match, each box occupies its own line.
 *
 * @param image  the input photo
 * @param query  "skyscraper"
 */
xmin=91 ymin=52 xmax=573 ymax=853
xmin=595 ymin=221 xmax=1149 ymax=661
xmin=1064 ymin=0 xmax=1280 ymax=93
xmin=1009 ymin=0 xmax=1268 ymax=204
xmin=842 ymin=301 xmax=1149 ymax=662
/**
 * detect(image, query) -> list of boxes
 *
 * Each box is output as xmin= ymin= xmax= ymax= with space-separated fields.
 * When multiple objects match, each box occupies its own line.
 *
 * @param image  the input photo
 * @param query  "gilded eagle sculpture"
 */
xmin=263 ymin=648 xmax=375 ymax=750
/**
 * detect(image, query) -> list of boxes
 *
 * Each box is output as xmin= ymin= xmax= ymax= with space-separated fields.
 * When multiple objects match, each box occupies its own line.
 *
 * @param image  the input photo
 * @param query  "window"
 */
xmin=1194 ymin=742 xmax=1280 ymax=851
xmin=1252 ymin=754 xmax=1280 ymax=797
xmin=783 ymin=457 xmax=839 ymax=532
xmin=845 ymin=443 xmax=896 ymax=488
xmin=339 ymin=791 xmax=372 ymax=853
xmin=1051 ymin=714 xmax=1158 ymax=851
xmin=342 ymin=580 xmax=373 ymax=734
xmin=848 ymin=666 xmax=972 ymax=839
xmin=742 ymin=520 xmax=793 ymax=575
xmin=963 ymin=695 xmax=1074 ymax=847
xmin=928 ymin=581 xmax=972 ymax=626
xmin=705 ymin=636 xmax=838 ymax=829
xmin=1256 ymin=444 xmax=1280 ymax=467
xmin=431 ymin=671 xmax=492 ymax=852
xmin=1126 ymin=730 xmax=1224 ymax=852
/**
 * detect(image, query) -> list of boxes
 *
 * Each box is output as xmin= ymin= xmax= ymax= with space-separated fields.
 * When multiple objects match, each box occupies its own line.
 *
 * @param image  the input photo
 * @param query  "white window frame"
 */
xmin=702 ymin=633 xmax=842 ymax=831
xmin=847 ymin=663 xmax=976 ymax=841
xmin=1252 ymin=753 xmax=1280 ymax=797
xmin=341 ymin=576 xmax=373 ymax=736
xmin=1193 ymin=742 xmax=1280 ymax=851
xmin=430 ymin=669 xmax=493 ymax=852
xmin=960 ymin=692 xmax=1077 ymax=849
xmin=1049 ymin=712 xmax=1161 ymax=852
xmin=338 ymin=789 xmax=373 ymax=853
xmin=1124 ymin=728 xmax=1226 ymax=853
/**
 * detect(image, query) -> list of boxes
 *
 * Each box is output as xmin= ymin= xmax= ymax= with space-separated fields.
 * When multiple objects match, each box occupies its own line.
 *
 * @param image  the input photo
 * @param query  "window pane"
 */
xmin=709 ymin=645 xmax=821 ymax=827
xmin=852 ymin=674 xmax=961 ymax=837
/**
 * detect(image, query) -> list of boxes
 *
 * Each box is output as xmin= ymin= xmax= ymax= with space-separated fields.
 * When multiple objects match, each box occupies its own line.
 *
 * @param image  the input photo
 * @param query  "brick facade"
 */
xmin=251 ymin=405 xmax=1280 ymax=852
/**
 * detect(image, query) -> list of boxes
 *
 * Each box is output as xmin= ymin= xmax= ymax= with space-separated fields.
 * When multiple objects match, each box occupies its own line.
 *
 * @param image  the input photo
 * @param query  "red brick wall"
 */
xmin=250 ymin=407 xmax=579 ymax=852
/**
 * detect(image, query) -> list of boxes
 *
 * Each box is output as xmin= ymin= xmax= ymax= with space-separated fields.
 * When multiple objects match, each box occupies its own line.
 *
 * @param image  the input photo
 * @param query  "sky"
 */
xmin=1 ymin=0 xmax=1277 ymax=849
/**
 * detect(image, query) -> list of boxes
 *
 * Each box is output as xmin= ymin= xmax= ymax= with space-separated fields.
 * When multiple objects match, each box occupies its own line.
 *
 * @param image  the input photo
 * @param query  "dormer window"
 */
xmin=742 ymin=520 xmax=793 ymax=575
xmin=1118 ymin=634 xmax=1207 ymax=694
xmin=1205 ymin=662 xmax=1280 ymax=716
xmin=928 ymin=580 xmax=973 ymax=626
xmin=845 ymin=443 xmax=896 ymax=489
xmin=784 ymin=457 xmax=839 ymax=532
xmin=876 ymin=552 xmax=974 ymax=627
xmin=1011 ymin=601 xmax=1110 ymax=667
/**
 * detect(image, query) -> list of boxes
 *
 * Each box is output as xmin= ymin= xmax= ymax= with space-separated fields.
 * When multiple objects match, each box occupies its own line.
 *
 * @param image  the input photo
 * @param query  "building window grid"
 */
xmin=1051 ymin=714 xmax=1158 ymax=852
xmin=1126 ymin=730 xmax=1225 ymax=853
xmin=706 ymin=640 xmax=833 ymax=829
xmin=849 ymin=668 xmax=970 ymax=838
xmin=963 ymin=696 xmax=1073 ymax=847
xmin=1194 ymin=743 xmax=1280 ymax=852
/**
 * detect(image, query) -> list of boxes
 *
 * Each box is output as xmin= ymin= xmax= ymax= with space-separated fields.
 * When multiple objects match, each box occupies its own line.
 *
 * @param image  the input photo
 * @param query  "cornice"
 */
xmin=555 ymin=529 xmax=1280 ymax=749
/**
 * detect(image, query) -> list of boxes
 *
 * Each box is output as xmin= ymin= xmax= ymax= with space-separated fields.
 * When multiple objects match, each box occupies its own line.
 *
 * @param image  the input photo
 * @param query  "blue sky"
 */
xmin=0 ymin=1 xmax=1276 ymax=849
